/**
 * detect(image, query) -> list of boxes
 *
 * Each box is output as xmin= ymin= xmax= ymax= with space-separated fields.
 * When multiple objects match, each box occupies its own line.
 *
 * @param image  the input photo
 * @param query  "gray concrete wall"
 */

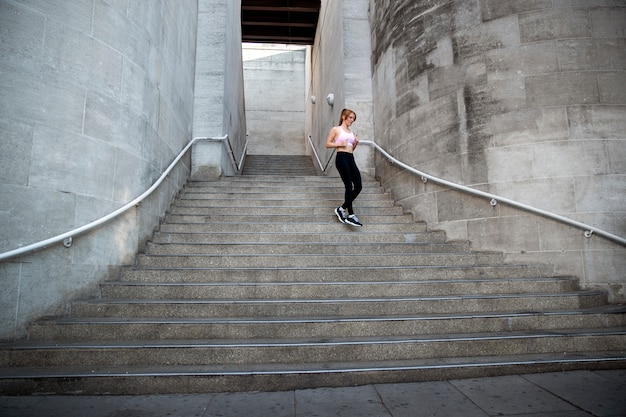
xmin=0 ymin=0 xmax=198 ymax=339
xmin=305 ymin=0 xmax=374 ymax=177
xmin=243 ymin=44 xmax=307 ymax=155
xmin=191 ymin=0 xmax=246 ymax=178
xmin=369 ymin=0 xmax=626 ymax=301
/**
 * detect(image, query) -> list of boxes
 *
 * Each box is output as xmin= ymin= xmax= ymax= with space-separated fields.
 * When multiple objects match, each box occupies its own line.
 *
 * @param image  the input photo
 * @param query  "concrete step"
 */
xmin=171 ymin=197 xmax=397 ymax=208
xmin=182 ymin=184 xmax=383 ymax=194
xmin=168 ymin=202 xmax=405 ymax=213
xmin=119 ymin=264 xmax=557 ymax=283
xmin=23 ymin=307 xmax=626 ymax=341
xmin=192 ymin=176 xmax=370 ymax=186
xmin=166 ymin=205 xmax=406 ymax=216
xmin=207 ymin=173 xmax=356 ymax=184
xmin=135 ymin=252 xmax=504 ymax=268
xmin=157 ymin=222 xmax=428 ymax=234
xmin=66 ymin=291 xmax=607 ymax=319
xmin=100 ymin=277 xmax=579 ymax=300
xmin=163 ymin=213 xmax=416 ymax=224
xmin=24 ymin=309 xmax=626 ymax=341
xmin=177 ymin=192 xmax=393 ymax=202
xmin=6 ymin=328 xmax=626 ymax=367
xmin=144 ymin=242 xmax=471 ymax=255
xmin=164 ymin=207 xmax=414 ymax=224
xmin=151 ymin=231 xmax=446 ymax=244
xmin=181 ymin=177 xmax=384 ymax=190
xmin=2 ymin=351 xmax=625 ymax=395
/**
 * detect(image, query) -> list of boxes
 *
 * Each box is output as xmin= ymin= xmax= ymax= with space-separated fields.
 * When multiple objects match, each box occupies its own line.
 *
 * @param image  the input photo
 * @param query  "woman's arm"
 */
xmin=325 ymin=126 xmax=340 ymax=148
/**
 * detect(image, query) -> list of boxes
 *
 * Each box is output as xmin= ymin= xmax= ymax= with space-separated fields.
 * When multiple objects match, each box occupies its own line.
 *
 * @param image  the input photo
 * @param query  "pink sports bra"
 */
xmin=336 ymin=128 xmax=356 ymax=147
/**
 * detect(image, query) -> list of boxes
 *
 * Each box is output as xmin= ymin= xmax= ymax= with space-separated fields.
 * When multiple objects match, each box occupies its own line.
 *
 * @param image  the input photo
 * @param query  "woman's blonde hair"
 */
xmin=338 ymin=108 xmax=356 ymax=126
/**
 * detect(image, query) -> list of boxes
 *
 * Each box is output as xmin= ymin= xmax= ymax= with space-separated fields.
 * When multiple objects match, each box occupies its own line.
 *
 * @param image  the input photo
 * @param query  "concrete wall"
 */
xmin=369 ymin=0 xmax=626 ymax=301
xmin=0 ymin=0 xmax=198 ymax=339
xmin=306 ymin=0 xmax=374 ymax=177
xmin=191 ymin=0 xmax=246 ymax=178
xmin=243 ymin=44 xmax=307 ymax=155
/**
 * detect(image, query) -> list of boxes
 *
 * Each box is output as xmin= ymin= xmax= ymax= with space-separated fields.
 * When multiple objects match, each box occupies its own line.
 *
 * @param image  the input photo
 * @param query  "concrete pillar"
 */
xmin=369 ymin=0 xmax=626 ymax=301
xmin=192 ymin=0 xmax=246 ymax=179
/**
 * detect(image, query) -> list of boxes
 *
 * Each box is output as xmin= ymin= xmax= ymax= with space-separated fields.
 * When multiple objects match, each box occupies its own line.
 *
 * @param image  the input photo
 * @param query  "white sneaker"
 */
xmin=345 ymin=214 xmax=362 ymax=227
xmin=335 ymin=207 xmax=348 ymax=224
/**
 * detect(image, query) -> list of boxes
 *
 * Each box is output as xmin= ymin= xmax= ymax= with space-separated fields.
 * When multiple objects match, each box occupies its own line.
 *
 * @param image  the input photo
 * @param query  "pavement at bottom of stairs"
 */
xmin=1 ymin=370 xmax=625 ymax=417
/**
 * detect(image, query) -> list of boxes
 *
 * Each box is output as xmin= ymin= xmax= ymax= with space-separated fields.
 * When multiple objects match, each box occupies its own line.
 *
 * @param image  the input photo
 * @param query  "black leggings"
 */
xmin=335 ymin=152 xmax=362 ymax=215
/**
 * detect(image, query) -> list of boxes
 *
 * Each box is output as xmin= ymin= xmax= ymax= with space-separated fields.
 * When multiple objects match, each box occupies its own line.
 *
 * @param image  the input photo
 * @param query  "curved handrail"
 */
xmin=307 ymin=134 xmax=335 ymax=172
xmin=0 ymin=135 xmax=229 ymax=262
xmin=360 ymin=140 xmax=626 ymax=246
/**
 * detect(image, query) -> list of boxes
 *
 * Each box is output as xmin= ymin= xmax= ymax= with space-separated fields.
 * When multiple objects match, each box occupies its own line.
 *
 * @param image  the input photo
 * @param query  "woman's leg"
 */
xmin=347 ymin=155 xmax=362 ymax=210
xmin=335 ymin=152 xmax=353 ymax=213
xmin=335 ymin=152 xmax=360 ymax=215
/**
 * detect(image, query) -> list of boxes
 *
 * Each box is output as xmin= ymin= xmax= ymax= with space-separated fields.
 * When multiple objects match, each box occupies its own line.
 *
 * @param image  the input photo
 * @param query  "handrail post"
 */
xmin=307 ymin=134 xmax=336 ymax=173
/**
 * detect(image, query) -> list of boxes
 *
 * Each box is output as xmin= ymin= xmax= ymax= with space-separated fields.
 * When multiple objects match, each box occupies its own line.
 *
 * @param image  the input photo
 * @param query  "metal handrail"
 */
xmin=307 ymin=134 xmax=335 ymax=172
xmin=360 ymin=140 xmax=626 ymax=246
xmin=0 ymin=135 xmax=229 ymax=262
xmin=222 ymin=134 xmax=248 ymax=172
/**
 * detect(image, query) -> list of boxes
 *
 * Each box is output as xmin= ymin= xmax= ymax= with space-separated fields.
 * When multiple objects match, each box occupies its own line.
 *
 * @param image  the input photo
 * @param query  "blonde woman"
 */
xmin=325 ymin=108 xmax=363 ymax=227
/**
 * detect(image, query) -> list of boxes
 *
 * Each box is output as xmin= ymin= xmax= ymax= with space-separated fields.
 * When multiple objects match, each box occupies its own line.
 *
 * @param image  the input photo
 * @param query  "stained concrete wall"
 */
xmin=306 ymin=0 xmax=374 ymax=177
xmin=369 ymin=0 xmax=626 ymax=301
xmin=0 ymin=0 xmax=198 ymax=339
xmin=191 ymin=0 xmax=246 ymax=178
xmin=243 ymin=44 xmax=307 ymax=155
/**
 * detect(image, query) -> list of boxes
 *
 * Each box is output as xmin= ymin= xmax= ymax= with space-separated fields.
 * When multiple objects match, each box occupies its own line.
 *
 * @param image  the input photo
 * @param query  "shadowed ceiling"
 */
xmin=241 ymin=0 xmax=321 ymax=45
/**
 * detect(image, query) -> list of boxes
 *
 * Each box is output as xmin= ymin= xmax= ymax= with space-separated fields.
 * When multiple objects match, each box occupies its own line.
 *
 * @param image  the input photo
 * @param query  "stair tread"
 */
xmin=32 ymin=306 xmax=626 ymax=325
xmin=2 ymin=352 xmax=625 ymax=380
xmin=105 ymin=276 xmax=578 ymax=286
xmin=77 ymin=289 xmax=605 ymax=303
xmin=8 ymin=327 xmax=626 ymax=348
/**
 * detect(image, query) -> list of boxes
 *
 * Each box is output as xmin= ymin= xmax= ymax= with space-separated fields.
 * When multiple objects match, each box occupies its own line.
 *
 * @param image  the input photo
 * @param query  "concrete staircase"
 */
xmin=1 ymin=174 xmax=625 ymax=395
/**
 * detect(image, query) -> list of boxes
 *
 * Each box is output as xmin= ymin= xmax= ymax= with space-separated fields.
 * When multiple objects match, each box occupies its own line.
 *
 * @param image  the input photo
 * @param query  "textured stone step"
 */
xmin=24 ymin=309 xmax=626 ymax=341
xmin=171 ymin=197 xmax=397 ymax=208
xmin=100 ymin=277 xmax=579 ymax=300
xmin=191 ymin=176 xmax=379 ymax=183
xmin=167 ymin=204 xmax=406 ymax=216
xmin=7 ymin=328 xmax=626 ymax=367
xmin=67 ymin=291 xmax=606 ymax=319
xmin=193 ymin=176 xmax=372 ymax=186
xmin=135 ymin=252 xmax=503 ymax=268
xmin=179 ymin=186 xmax=382 ymax=196
xmin=163 ymin=213 xmax=416 ymax=224
xmin=157 ymin=222 xmax=428 ymax=234
xmin=178 ymin=192 xmax=393 ymax=202
xmin=120 ymin=264 xmax=557 ymax=283
xmin=179 ymin=181 xmax=381 ymax=190
xmin=2 ymin=351 xmax=625 ymax=395
xmin=151 ymin=230 xmax=446 ymax=244
xmin=144 ymin=242 xmax=470 ymax=256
